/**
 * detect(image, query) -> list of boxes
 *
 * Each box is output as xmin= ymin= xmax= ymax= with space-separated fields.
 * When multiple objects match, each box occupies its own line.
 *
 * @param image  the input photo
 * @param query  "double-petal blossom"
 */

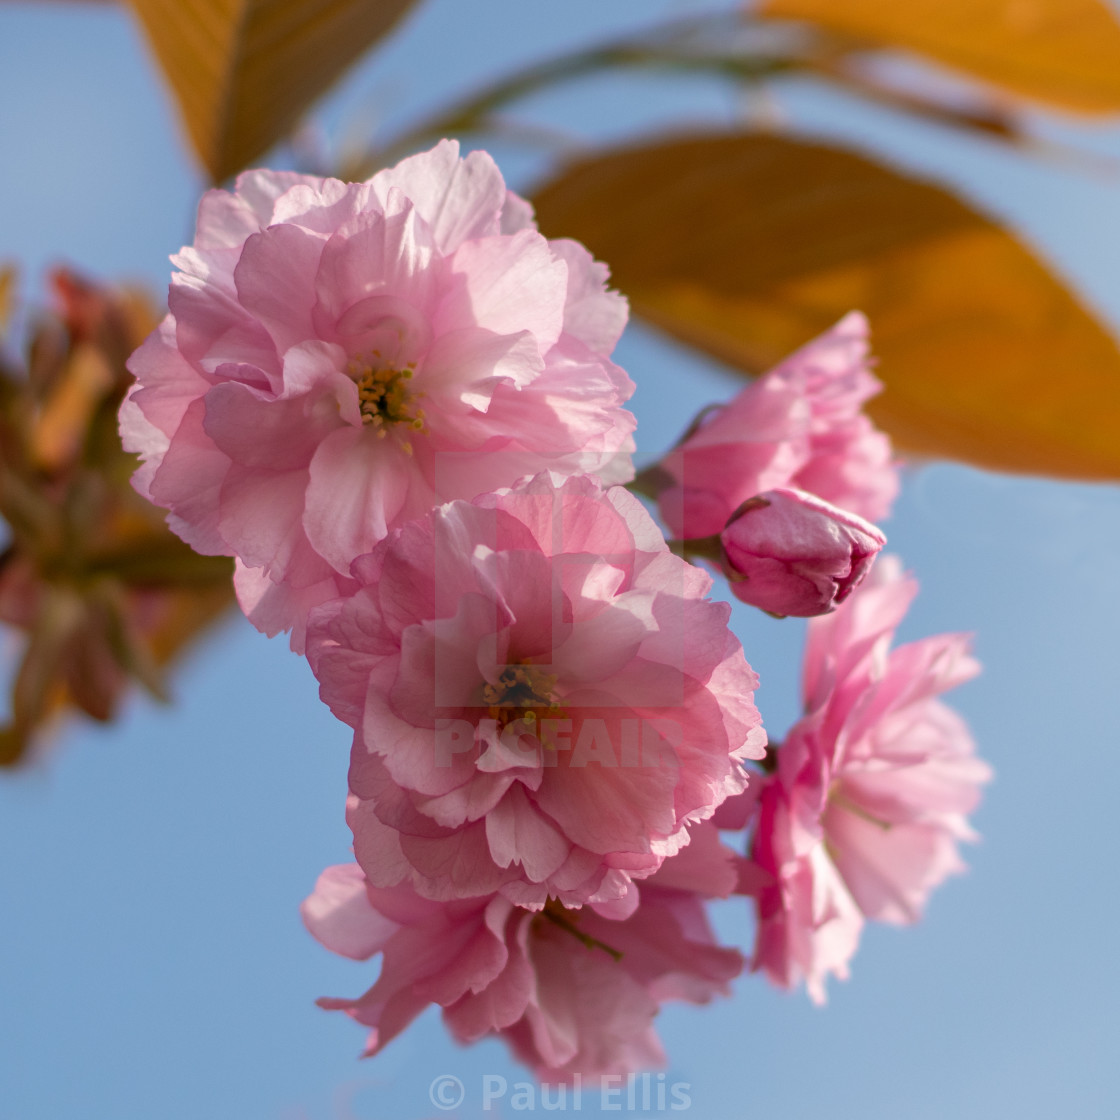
xmin=120 ymin=140 xmax=636 ymax=648
xmin=737 ymin=557 xmax=990 ymax=1002
xmin=302 ymin=821 xmax=743 ymax=1081
xmin=306 ymin=473 xmax=766 ymax=907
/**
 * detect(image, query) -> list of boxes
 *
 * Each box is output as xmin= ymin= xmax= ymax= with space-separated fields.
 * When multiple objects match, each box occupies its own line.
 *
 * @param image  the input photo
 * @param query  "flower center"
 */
xmin=347 ymin=354 xmax=426 ymax=439
xmin=481 ymin=663 xmax=562 ymax=729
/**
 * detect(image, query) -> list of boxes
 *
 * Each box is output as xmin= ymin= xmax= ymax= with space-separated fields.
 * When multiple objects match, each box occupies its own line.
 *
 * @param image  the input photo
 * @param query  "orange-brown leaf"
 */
xmin=532 ymin=133 xmax=1120 ymax=480
xmin=0 ymin=265 xmax=14 ymax=334
xmin=31 ymin=343 xmax=117 ymax=474
xmin=126 ymin=0 xmax=419 ymax=182
xmin=760 ymin=0 xmax=1120 ymax=115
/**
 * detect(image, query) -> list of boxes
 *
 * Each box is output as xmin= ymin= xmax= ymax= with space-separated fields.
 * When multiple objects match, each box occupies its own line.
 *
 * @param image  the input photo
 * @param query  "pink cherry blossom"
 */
xmin=738 ymin=556 xmax=990 ymax=1002
xmin=301 ymin=821 xmax=743 ymax=1081
xmin=120 ymin=140 xmax=637 ymax=650
xmin=306 ymin=472 xmax=766 ymax=907
xmin=719 ymin=487 xmax=886 ymax=617
xmin=652 ymin=312 xmax=897 ymax=541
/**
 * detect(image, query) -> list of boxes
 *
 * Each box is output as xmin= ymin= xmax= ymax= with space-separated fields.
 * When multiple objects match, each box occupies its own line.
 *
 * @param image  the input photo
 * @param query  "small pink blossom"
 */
xmin=301 ymin=821 xmax=743 ymax=1082
xmin=653 ymin=313 xmax=897 ymax=541
xmin=739 ymin=556 xmax=990 ymax=1002
xmin=120 ymin=140 xmax=636 ymax=649
xmin=306 ymin=473 xmax=765 ymax=907
xmin=719 ymin=487 xmax=886 ymax=617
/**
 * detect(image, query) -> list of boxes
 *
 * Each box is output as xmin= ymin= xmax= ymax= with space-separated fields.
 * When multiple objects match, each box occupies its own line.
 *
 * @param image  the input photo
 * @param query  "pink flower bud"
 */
xmin=719 ymin=487 xmax=886 ymax=617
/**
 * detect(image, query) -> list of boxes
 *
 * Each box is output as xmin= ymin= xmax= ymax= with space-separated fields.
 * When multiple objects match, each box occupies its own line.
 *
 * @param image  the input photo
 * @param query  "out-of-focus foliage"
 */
xmin=531 ymin=133 xmax=1120 ymax=480
xmin=0 ymin=268 xmax=13 ymax=330
xmin=760 ymin=0 xmax=1120 ymax=114
xmin=125 ymin=0 xmax=419 ymax=181
xmin=0 ymin=271 xmax=234 ymax=765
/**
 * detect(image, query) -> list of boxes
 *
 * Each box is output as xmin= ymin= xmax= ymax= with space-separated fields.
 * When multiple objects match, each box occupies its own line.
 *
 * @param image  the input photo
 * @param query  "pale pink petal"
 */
xmin=233 ymin=223 xmax=325 ymax=352
xmin=300 ymin=863 xmax=399 ymax=960
xmin=167 ymin=273 xmax=280 ymax=377
xmin=441 ymin=229 xmax=567 ymax=350
xmin=233 ymin=560 xmax=349 ymax=652
xmin=372 ymin=139 xmax=507 ymax=253
xmin=500 ymin=190 xmax=537 ymax=235
xmin=485 ymin=784 xmax=571 ymax=883
xmin=550 ymin=239 xmax=628 ymax=354
xmin=419 ymin=327 xmax=542 ymax=410
xmin=304 ymin=426 xmax=410 ymax=573
xmin=217 ymin=463 xmax=331 ymax=586
xmin=195 ymin=169 xmax=325 ymax=249
xmin=822 ymin=801 xmax=965 ymax=924
xmin=313 ymin=199 xmax=437 ymax=336
xmin=202 ymin=380 xmax=339 ymax=473
xmin=147 ymin=399 xmax=230 ymax=556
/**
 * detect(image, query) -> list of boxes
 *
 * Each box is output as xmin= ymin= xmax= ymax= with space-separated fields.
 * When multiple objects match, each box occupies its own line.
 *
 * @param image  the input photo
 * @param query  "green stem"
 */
xmin=830 ymin=789 xmax=893 ymax=832
xmin=626 ymin=463 xmax=675 ymax=501
xmin=542 ymin=906 xmax=624 ymax=962
xmin=673 ymin=534 xmax=724 ymax=565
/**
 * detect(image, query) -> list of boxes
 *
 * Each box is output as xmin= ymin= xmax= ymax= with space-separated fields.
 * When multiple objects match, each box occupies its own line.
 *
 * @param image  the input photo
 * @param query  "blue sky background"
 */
xmin=1 ymin=2 xmax=1119 ymax=1117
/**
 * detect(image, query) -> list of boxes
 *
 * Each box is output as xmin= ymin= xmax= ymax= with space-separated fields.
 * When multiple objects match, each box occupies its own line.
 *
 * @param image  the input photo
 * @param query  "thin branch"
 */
xmin=341 ymin=10 xmax=798 ymax=178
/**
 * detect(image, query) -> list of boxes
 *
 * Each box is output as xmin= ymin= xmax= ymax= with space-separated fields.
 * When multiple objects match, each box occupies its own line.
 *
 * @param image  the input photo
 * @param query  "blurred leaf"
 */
xmin=0 ymin=270 xmax=237 ymax=767
xmin=143 ymin=581 xmax=234 ymax=666
xmin=126 ymin=0 xmax=420 ymax=181
xmin=760 ymin=0 xmax=1120 ymax=115
xmin=0 ymin=265 xmax=14 ymax=334
xmin=532 ymin=132 xmax=1120 ymax=480
xmin=0 ymin=586 xmax=84 ymax=765
xmin=31 ymin=342 xmax=117 ymax=473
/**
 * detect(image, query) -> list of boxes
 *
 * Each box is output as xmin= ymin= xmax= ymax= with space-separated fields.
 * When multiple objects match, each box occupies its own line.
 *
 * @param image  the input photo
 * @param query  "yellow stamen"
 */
xmin=350 ymin=356 xmax=426 ymax=435
xmin=482 ymin=663 xmax=565 ymax=735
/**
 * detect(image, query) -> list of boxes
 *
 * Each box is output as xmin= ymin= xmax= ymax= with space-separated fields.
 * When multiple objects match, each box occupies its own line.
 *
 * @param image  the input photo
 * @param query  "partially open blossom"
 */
xmin=302 ymin=821 xmax=743 ymax=1081
xmin=737 ymin=556 xmax=989 ymax=1002
xmin=719 ymin=487 xmax=886 ymax=617
xmin=306 ymin=473 xmax=765 ymax=907
xmin=120 ymin=140 xmax=637 ymax=649
xmin=650 ymin=312 xmax=897 ymax=541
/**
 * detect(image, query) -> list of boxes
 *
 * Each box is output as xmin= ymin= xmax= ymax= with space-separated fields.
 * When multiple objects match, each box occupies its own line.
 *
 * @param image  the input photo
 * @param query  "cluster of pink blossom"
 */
xmin=120 ymin=140 xmax=989 ymax=1080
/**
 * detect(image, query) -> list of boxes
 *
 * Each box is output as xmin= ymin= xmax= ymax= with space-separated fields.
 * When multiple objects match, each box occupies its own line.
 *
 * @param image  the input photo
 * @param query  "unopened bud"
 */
xmin=719 ymin=487 xmax=886 ymax=617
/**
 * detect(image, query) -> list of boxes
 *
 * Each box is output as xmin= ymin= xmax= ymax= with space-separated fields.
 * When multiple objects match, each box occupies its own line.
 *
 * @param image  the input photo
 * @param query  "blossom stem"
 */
xmin=670 ymin=535 xmax=724 ymax=565
xmin=829 ymin=790 xmax=893 ymax=832
xmin=541 ymin=907 xmax=624 ymax=962
xmin=626 ymin=463 xmax=674 ymax=500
